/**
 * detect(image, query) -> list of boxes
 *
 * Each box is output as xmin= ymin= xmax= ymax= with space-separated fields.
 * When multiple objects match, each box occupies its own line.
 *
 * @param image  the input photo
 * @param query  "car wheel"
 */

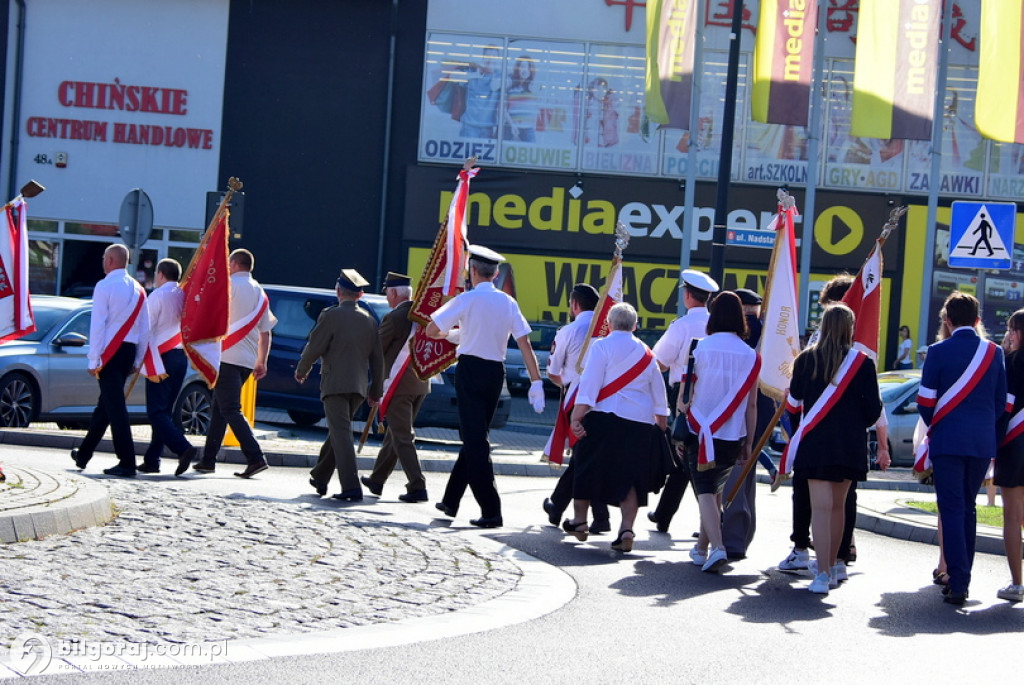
xmin=287 ymin=409 xmax=323 ymax=427
xmin=175 ymin=383 xmax=212 ymax=436
xmin=0 ymin=373 xmax=38 ymax=427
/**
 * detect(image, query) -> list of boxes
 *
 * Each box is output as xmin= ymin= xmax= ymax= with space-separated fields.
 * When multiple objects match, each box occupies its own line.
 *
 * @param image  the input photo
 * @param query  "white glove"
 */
xmin=528 ymin=380 xmax=545 ymax=413
xmin=445 ymin=328 xmax=461 ymax=344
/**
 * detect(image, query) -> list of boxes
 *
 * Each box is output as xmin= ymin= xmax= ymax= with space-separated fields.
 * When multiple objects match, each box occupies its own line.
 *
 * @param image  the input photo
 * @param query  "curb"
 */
xmin=855 ymin=503 xmax=1005 ymax=555
xmin=0 ymin=466 xmax=113 ymax=543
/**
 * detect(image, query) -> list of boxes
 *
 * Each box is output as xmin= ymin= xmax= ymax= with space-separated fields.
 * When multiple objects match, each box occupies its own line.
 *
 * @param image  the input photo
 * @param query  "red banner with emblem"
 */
xmin=180 ymin=209 xmax=231 ymax=386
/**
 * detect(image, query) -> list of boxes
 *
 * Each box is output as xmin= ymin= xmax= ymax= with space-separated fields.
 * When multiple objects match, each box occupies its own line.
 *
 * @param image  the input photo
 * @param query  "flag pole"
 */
xmin=357 ymin=405 xmax=378 ymax=454
xmin=181 ymin=177 xmax=243 ymax=286
xmin=2 ymin=180 xmax=44 ymax=208
xmin=724 ymin=400 xmax=787 ymax=508
xmin=576 ymin=222 xmax=630 ymax=374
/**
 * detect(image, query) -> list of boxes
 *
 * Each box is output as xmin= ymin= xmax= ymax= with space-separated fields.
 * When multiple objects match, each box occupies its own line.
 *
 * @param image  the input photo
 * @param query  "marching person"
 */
xmin=784 ymin=303 xmax=882 ymax=594
xmin=297 ymin=269 xmax=384 ymax=502
xmin=648 ymin=269 xmax=719 ymax=533
xmin=682 ymin=292 xmax=760 ymax=572
xmin=996 ymin=308 xmax=1024 ymax=603
xmin=137 ymin=258 xmax=198 ymax=476
xmin=918 ymin=291 xmax=1006 ymax=605
xmin=540 ymin=283 xmax=611 ymax=534
xmin=361 ymin=272 xmax=430 ymax=503
xmin=565 ymin=303 xmax=670 ymax=552
xmin=194 ymin=249 xmax=277 ymax=478
xmin=71 ymin=243 xmax=150 ymax=478
xmin=426 ymin=245 xmax=545 ymax=528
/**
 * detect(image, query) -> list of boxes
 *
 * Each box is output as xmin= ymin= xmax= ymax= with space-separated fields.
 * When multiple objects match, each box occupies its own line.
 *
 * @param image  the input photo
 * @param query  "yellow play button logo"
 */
xmin=814 ymin=206 xmax=864 ymax=256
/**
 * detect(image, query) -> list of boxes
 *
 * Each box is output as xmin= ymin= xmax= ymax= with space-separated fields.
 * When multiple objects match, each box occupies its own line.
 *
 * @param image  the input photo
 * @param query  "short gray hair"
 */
xmin=469 ymin=257 xmax=497 ymax=279
xmin=389 ymin=285 xmax=412 ymax=300
xmin=608 ymin=302 xmax=637 ymax=331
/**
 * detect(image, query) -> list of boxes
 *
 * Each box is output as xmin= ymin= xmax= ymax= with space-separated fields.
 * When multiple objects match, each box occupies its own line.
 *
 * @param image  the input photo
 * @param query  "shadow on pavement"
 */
xmin=870 ymin=587 xmax=1024 ymax=636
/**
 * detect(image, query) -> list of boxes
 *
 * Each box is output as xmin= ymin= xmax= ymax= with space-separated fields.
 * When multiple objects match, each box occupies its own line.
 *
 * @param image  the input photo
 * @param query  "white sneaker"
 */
xmin=809 ymin=571 xmax=831 ymax=594
xmin=832 ymin=561 xmax=848 ymax=583
xmin=702 ymin=546 xmax=729 ymax=573
xmin=808 ymin=559 xmax=818 ymax=575
xmin=997 ymin=584 xmax=1024 ymax=602
xmin=779 ymin=547 xmax=810 ymax=570
xmin=689 ymin=547 xmax=708 ymax=566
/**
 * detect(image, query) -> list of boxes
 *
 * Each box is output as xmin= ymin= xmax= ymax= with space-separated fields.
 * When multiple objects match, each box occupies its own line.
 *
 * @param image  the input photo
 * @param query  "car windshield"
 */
xmin=509 ymin=323 xmax=559 ymax=351
xmin=878 ymin=373 xmax=920 ymax=403
xmin=17 ymin=304 xmax=72 ymax=342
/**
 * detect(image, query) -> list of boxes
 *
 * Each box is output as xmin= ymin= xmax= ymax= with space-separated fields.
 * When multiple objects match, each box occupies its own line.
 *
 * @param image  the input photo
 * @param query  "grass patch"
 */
xmin=905 ymin=500 xmax=1005 ymax=528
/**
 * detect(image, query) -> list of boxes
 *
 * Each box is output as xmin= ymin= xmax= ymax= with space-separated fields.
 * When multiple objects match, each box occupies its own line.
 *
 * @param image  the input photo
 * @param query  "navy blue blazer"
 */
xmin=918 ymin=328 xmax=1007 ymax=460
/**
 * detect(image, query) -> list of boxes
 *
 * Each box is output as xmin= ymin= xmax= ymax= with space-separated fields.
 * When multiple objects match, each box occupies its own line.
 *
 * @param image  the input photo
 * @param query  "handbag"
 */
xmin=670 ymin=338 xmax=700 ymax=444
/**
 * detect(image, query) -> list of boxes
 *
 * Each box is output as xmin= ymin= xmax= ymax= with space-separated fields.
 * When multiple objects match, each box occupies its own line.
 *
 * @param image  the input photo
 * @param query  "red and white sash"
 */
xmin=1002 ymin=393 xmax=1024 ymax=447
xmin=779 ymin=349 xmax=868 ymax=475
xmin=380 ymin=323 xmax=418 ymax=420
xmin=543 ymin=382 xmax=579 ymax=465
xmin=99 ymin=283 xmax=146 ymax=369
xmin=596 ymin=347 xmax=656 ymax=403
xmin=687 ymin=353 xmax=762 ymax=471
xmin=141 ymin=331 xmax=183 ymax=381
xmin=222 ymin=292 xmax=269 ymax=351
xmin=913 ymin=338 xmax=997 ymax=474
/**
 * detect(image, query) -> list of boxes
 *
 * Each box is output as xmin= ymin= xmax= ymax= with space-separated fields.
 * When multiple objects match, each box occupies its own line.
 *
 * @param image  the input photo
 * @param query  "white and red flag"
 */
xmin=0 ymin=199 xmax=35 ymax=344
xmin=758 ymin=197 xmax=802 ymax=402
xmin=842 ymin=241 xmax=883 ymax=360
xmin=180 ymin=209 xmax=231 ymax=386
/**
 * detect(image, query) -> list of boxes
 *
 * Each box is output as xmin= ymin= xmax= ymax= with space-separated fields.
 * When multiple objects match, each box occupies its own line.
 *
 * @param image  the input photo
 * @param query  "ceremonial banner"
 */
xmin=850 ymin=0 xmax=939 ymax=140
xmin=645 ymin=0 xmax=696 ymax=130
xmin=976 ymin=1 xmax=1024 ymax=143
xmin=379 ymin=323 xmax=417 ymax=420
xmin=180 ymin=209 xmax=231 ymax=386
xmin=0 ymin=200 xmax=35 ymax=344
xmin=842 ymin=242 xmax=883 ymax=360
xmin=758 ymin=201 xmax=801 ymax=401
xmin=751 ymin=0 xmax=816 ymax=126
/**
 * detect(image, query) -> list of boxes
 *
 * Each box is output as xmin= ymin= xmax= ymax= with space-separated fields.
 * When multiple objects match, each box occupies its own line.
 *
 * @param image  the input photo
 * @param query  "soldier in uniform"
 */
xmin=426 ymin=245 xmax=545 ymax=528
xmin=361 ymin=272 xmax=431 ymax=502
xmin=297 ymin=269 xmax=385 ymax=502
xmin=647 ymin=269 xmax=720 ymax=532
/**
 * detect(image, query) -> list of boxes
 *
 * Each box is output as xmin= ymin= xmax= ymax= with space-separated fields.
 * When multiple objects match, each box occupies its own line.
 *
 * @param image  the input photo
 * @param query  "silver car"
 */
xmin=868 ymin=370 xmax=922 ymax=468
xmin=0 ymin=295 xmax=211 ymax=434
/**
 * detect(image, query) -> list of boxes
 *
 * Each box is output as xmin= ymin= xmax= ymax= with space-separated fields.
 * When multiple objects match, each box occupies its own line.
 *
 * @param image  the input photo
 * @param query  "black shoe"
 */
xmin=332 ymin=489 xmax=363 ymax=502
xmin=309 ymin=477 xmax=327 ymax=497
xmin=175 ymin=446 xmax=197 ymax=477
xmin=71 ymin=449 xmax=89 ymax=470
xmin=360 ymin=476 xmax=383 ymax=497
xmin=399 ymin=489 xmax=429 ymax=503
xmin=944 ymin=592 xmax=968 ymax=606
xmin=590 ymin=519 xmax=612 ymax=535
xmin=435 ymin=502 xmax=457 ymax=518
xmin=470 ymin=516 xmax=503 ymax=529
xmin=234 ymin=461 xmax=269 ymax=479
xmin=136 ymin=463 xmax=160 ymax=474
xmin=103 ymin=464 xmax=136 ymax=478
xmin=542 ymin=498 xmax=560 ymax=526
xmin=193 ymin=460 xmax=216 ymax=474
xmin=647 ymin=510 xmax=669 ymax=534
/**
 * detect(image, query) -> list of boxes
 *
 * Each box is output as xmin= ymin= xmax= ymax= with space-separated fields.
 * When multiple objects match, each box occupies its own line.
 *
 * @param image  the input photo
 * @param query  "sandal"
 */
xmin=932 ymin=569 xmax=950 ymax=586
xmin=612 ymin=529 xmax=635 ymax=553
xmin=846 ymin=545 xmax=857 ymax=563
xmin=562 ymin=519 xmax=589 ymax=542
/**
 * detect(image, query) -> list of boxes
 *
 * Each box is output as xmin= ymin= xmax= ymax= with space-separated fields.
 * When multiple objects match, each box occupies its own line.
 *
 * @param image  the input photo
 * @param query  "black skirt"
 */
xmin=996 ymin=442 xmax=1024 ymax=488
xmin=572 ymin=411 xmax=667 ymax=507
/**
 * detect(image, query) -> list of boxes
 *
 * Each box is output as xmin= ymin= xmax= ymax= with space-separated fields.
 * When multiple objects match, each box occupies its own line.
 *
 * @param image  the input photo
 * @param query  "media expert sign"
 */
xmin=406 ymin=247 xmax=846 ymax=330
xmin=402 ymin=166 xmax=899 ymax=271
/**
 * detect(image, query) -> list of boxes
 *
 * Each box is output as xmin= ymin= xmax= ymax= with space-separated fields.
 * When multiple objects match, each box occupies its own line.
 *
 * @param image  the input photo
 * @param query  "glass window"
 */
xmin=28 ymin=240 xmax=59 ymax=295
xmin=267 ymin=293 xmax=332 ymax=340
xmin=27 ymin=219 xmax=57 ymax=233
xmin=54 ymin=311 xmax=92 ymax=340
xmin=19 ymin=304 xmax=75 ymax=342
xmin=64 ymin=222 xmax=120 ymax=237
xmin=168 ymin=228 xmax=201 ymax=243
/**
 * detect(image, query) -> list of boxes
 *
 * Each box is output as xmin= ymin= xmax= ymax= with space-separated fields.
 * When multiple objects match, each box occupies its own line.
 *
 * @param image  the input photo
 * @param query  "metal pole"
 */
xmin=677 ymin=0 xmax=706 ymax=314
xmin=918 ymin=0 xmax=954 ymax=348
xmin=708 ymin=0 xmax=744 ymax=286
xmin=375 ymin=0 xmax=400 ymax=288
xmin=798 ymin=0 xmax=829 ymax=332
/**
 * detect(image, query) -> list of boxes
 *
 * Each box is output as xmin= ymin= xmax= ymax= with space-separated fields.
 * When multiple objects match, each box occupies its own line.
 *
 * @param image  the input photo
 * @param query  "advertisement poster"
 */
xmin=499 ymin=39 xmax=586 ymax=171
xmin=987 ymin=143 xmax=1024 ymax=200
xmin=578 ymin=44 xmax=659 ymax=176
xmin=744 ymin=120 xmax=810 ymax=186
xmin=660 ymin=52 xmax=746 ymax=181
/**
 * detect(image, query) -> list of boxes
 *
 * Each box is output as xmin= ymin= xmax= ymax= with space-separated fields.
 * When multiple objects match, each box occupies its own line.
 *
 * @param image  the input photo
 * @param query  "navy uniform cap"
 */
xmin=734 ymin=288 xmax=763 ymax=305
xmin=679 ymin=269 xmax=720 ymax=293
xmin=467 ymin=244 xmax=506 ymax=266
xmin=382 ymin=272 xmax=411 ymax=290
xmin=337 ymin=268 xmax=369 ymax=291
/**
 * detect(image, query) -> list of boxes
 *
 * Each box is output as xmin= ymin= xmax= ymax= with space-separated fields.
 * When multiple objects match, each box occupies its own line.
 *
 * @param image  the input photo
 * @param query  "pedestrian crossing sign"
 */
xmin=949 ymin=201 xmax=1016 ymax=270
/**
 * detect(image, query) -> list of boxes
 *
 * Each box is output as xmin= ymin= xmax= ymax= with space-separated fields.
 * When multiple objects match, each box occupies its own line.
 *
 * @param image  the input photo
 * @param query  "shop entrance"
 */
xmin=58 ymin=240 xmax=159 ymax=297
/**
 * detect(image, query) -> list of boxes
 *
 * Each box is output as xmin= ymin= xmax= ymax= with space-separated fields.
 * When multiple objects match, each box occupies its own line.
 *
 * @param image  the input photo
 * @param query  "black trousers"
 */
xmin=549 ymin=457 xmax=610 ymax=523
xmin=79 ymin=343 xmax=137 ymax=469
xmin=142 ymin=348 xmax=192 ymax=465
xmin=442 ymin=355 xmax=503 ymax=519
xmin=204 ymin=363 xmax=263 ymax=465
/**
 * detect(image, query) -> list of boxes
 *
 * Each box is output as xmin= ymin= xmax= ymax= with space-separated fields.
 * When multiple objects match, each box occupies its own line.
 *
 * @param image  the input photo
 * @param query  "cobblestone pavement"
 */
xmin=0 ymin=480 xmax=521 ymax=657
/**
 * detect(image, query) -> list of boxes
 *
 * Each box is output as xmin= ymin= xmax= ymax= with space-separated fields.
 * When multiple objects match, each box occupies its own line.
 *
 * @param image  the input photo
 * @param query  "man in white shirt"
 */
xmin=71 ymin=243 xmax=150 ymax=478
xmin=194 ymin=249 xmax=277 ymax=478
xmin=426 ymin=245 xmax=544 ymax=528
xmin=137 ymin=258 xmax=197 ymax=476
xmin=647 ymin=269 xmax=719 ymax=532
xmin=540 ymin=283 xmax=611 ymax=533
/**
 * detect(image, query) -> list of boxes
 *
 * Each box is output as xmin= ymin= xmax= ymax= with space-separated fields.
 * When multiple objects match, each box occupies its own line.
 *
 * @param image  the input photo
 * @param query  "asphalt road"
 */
xmin=5 ymin=441 xmax=1022 ymax=684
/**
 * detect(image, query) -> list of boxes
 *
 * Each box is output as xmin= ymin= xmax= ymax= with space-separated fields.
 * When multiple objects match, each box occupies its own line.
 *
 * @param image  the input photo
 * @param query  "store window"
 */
xmin=28 ymin=240 xmax=59 ymax=294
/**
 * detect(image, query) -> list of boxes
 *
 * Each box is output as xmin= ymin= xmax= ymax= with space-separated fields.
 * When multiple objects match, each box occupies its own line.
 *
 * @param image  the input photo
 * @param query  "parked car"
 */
xmin=764 ymin=369 xmax=922 ymax=468
xmin=260 ymin=284 xmax=510 ymax=429
xmin=0 ymin=295 xmax=212 ymax=434
xmin=505 ymin=322 xmax=560 ymax=395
